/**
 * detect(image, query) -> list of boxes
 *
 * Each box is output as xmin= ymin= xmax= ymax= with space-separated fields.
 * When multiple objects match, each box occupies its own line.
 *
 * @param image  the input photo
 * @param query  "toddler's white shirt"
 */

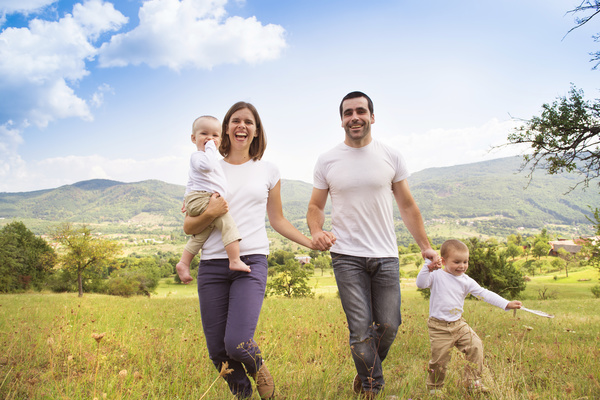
xmin=416 ymin=259 xmax=510 ymax=321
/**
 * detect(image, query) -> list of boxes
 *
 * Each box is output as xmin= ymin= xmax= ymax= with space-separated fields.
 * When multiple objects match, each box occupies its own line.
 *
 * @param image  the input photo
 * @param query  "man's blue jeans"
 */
xmin=331 ymin=252 xmax=402 ymax=394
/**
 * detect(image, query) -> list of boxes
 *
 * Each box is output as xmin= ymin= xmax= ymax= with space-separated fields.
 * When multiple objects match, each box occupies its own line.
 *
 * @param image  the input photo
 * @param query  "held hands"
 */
xmin=506 ymin=300 xmax=523 ymax=310
xmin=422 ymin=248 xmax=442 ymax=271
xmin=311 ymin=230 xmax=336 ymax=251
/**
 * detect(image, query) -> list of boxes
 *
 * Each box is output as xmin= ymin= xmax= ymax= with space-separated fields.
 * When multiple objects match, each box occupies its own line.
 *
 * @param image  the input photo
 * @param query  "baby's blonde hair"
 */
xmin=440 ymin=239 xmax=469 ymax=258
xmin=192 ymin=115 xmax=219 ymax=135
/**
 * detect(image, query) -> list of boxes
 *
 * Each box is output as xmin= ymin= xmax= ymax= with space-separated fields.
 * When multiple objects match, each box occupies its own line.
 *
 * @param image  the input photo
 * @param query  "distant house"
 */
xmin=548 ymin=239 xmax=582 ymax=256
xmin=295 ymin=256 xmax=312 ymax=265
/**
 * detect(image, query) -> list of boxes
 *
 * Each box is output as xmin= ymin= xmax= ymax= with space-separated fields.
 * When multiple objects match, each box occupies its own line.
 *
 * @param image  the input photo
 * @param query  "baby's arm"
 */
xmin=191 ymin=140 xmax=220 ymax=173
xmin=505 ymin=300 xmax=522 ymax=310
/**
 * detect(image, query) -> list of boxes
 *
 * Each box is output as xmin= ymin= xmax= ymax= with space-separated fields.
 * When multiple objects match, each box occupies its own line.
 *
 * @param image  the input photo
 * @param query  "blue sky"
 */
xmin=0 ymin=0 xmax=598 ymax=193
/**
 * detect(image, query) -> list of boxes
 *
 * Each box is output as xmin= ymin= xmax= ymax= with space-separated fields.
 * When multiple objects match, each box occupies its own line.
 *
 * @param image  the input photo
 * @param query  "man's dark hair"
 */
xmin=339 ymin=91 xmax=374 ymax=118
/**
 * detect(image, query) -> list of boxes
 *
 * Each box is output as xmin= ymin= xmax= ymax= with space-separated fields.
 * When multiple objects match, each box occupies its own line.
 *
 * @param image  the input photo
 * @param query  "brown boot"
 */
xmin=250 ymin=363 xmax=275 ymax=399
xmin=353 ymin=374 xmax=365 ymax=394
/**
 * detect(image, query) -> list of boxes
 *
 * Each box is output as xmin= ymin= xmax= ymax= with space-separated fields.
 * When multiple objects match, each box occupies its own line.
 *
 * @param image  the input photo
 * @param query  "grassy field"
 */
xmin=1 ymin=271 xmax=599 ymax=400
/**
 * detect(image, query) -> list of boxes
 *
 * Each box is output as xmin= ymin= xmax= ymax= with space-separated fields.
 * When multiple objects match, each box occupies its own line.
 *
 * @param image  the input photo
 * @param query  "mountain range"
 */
xmin=0 ymin=156 xmax=598 ymax=237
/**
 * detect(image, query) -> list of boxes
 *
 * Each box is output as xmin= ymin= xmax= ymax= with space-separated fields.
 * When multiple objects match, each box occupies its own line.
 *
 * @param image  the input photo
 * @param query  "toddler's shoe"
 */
xmin=468 ymin=380 xmax=490 ymax=393
xmin=429 ymin=387 xmax=446 ymax=397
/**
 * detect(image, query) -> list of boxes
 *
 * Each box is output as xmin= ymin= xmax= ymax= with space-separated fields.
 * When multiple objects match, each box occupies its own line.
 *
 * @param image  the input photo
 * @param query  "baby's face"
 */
xmin=442 ymin=250 xmax=469 ymax=277
xmin=192 ymin=117 xmax=222 ymax=151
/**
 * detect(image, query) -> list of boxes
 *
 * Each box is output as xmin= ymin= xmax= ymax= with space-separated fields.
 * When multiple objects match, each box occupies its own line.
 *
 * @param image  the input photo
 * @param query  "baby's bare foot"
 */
xmin=229 ymin=259 xmax=251 ymax=272
xmin=176 ymin=262 xmax=193 ymax=284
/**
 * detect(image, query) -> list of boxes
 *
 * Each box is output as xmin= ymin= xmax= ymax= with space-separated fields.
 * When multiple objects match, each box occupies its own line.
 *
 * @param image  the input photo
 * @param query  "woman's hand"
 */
xmin=183 ymin=193 xmax=228 ymax=235
xmin=205 ymin=193 xmax=228 ymax=218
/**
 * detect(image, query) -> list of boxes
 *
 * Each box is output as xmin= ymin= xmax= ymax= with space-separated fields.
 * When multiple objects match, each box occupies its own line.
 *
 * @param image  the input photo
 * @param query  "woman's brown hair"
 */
xmin=220 ymin=101 xmax=267 ymax=161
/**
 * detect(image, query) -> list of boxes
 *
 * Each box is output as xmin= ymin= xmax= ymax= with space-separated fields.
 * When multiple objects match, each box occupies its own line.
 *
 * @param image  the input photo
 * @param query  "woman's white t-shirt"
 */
xmin=200 ymin=159 xmax=280 ymax=260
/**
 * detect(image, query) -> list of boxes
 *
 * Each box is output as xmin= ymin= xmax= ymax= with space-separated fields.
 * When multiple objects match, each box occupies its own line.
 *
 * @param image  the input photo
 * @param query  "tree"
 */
xmin=532 ymin=241 xmax=551 ymax=262
xmin=505 ymin=243 xmax=523 ymax=261
xmin=550 ymin=257 xmax=566 ymax=276
xmin=52 ymin=223 xmax=121 ymax=297
xmin=566 ymin=1 xmax=600 ymax=69
xmin=266 ymin=259 xmax=314 ymax=298
xmin=0 ymin=231 xmax=20 ymax=292
xmin=312 ymin=255 xmax=331 ymax=276
xmin=465 ymin=238 xmax=526 ymax=298
xmin=505 ymin=85 xmax=600 ymax=192
xmin=0 ymin=221 xmax=56 ymax=292
xmin=556 ymin=248 xmax=582 ymax=278
xmin=581 ymin=207 xmax=600 ymax=271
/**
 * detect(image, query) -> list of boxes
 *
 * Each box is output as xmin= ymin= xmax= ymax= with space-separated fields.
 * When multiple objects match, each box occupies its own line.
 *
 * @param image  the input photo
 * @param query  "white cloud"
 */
xmin=0 ymin=0 xmax=127 ymax=127
xmin=0 ymin=123 xmax=27 ymax=190
xmin=98 ymin=0 xmax=286 ymax=70
xmin=386 ymin=118 xmax=530 ymax=173
xmin=0 ymin=152 xmax=190 ymax=193
xmin=90 ymin=83 xmax=114 ymax=107
xmin=0 ymin=0 xmax=55 ymax=15
xmin=72 ymin=0 xmax=128 ymax=40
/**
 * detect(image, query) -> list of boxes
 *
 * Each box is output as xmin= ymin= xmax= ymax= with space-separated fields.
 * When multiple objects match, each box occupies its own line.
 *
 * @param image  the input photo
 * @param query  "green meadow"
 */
xmin=1 ymin=271 xmax=599 ymax=400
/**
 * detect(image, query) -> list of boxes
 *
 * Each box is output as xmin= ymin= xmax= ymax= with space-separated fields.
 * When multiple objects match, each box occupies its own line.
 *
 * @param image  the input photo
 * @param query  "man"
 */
xmin=307 ymin=91 xmax=439 ymax=398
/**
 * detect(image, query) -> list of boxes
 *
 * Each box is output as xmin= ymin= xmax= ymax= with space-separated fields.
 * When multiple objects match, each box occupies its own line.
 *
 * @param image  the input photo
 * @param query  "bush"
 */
xmin=107 ymin=277 xmax=138 ymax=297
xmin=107 ymin=269 xmax=159 ymax=297
xmin=591 ymin=284 xmax=600 ymax=299
xmin=46 ymin=269 xmax=78 ymax=293
xmin=417 ymin=287 xmax=431 ymax=299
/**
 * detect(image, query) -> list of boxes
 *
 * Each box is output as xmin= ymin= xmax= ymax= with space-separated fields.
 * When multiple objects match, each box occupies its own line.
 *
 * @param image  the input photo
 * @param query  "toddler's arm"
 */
xmin=416 ymin=260 xmax=433 ymax=289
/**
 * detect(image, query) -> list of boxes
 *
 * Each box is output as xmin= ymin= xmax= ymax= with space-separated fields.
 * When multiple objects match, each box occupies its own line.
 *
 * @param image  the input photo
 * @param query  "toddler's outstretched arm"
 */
xmin=505 ymin=300 xmax=522 ymax=310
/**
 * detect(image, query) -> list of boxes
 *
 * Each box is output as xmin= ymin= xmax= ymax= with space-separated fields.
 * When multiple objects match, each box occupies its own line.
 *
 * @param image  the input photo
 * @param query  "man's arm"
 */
xmin=392 ymin=179 xmax=438 ymax=262
xmin=306 ymin=187 xmax=335 ymax=251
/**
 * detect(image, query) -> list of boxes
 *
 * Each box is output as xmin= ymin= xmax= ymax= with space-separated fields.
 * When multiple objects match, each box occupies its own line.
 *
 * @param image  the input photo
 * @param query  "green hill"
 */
xmin=409 ymin=157 xmax=597 ymax=227
xmin=0 ymin=157 xmax=598 ymax=239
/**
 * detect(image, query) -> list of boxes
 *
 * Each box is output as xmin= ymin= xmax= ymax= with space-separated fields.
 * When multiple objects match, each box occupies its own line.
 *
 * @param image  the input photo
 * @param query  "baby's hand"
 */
xmin=181 ymin=200 xmax=187 ymax=213
xmin=506 ymin=301 xmax=522 ymax=310
xmin=426 ymin=259 xmax=442 ymax=272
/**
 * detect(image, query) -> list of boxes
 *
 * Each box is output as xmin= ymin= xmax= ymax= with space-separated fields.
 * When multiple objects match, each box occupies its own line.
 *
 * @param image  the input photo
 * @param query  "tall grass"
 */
xmin=0 ymin=290 xmax=598 ymax=399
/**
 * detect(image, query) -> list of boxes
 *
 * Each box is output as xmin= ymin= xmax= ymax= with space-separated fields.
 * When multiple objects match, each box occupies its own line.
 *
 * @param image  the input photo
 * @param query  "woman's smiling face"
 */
xmin=226 ymin=107 xmax=257 ymax=150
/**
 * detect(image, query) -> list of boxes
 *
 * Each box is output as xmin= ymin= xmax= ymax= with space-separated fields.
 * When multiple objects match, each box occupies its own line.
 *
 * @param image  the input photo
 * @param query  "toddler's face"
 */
xmin=192 ymin=117 xmax=222 ymax=150
xmin=442 ymin=250 xmax=469 ymax=277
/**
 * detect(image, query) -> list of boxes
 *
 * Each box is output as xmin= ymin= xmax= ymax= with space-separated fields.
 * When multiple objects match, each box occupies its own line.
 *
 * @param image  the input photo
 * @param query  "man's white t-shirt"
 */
xmin=200 ymin=159 xmax=280 ymax=260
xmin=313 ymin=140 xmax=410 ymax=258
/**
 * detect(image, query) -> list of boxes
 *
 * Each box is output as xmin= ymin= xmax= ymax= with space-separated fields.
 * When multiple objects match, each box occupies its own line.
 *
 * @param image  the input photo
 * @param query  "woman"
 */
xmin=183 ymin=101 xmax=320 ymax=399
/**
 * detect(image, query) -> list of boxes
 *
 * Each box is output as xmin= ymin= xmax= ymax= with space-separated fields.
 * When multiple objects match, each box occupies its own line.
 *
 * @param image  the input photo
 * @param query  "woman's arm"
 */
xmin=183 ymin=193 xmax=228 ymax=235
xmin=267 ymin=180 xmax=315 ymax=249
xmin=307 ymin=187 xmax=336 ymax=250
